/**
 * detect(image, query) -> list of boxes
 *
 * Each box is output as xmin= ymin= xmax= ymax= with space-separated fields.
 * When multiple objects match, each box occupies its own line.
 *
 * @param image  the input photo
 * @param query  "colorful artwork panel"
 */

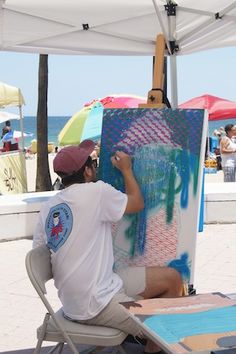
xmin=99 ymin=108 xmax=207 ymax=282
xmin=121 ymin=293 xmax=236 ymax=353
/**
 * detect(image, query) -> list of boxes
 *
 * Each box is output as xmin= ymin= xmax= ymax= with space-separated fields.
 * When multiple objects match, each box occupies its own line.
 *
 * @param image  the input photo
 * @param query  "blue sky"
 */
xmin=1 ymin=46 xmax=236 ymax=116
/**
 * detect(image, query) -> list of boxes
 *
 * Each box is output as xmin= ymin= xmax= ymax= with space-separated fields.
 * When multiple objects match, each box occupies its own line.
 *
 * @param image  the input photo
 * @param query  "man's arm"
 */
xmin=33 ymin=215 xmax=47 ymax=248
xmin=111 ymin=151 xmax=144 ymax=214
xmin=220 ymin=137 xmax=236 ymax=153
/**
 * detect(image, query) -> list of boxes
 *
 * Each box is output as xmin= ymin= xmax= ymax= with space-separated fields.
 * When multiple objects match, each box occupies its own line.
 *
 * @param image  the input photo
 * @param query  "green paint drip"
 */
xmin=193 ymin=157 xmax=199 ymax=195
xmin=166 ymin=151 xmax=177 ymax=223
xmin=124 ymin=214 xmax=138 ymax=256
xmin=111 ymin=144 xmax=201 ymax=257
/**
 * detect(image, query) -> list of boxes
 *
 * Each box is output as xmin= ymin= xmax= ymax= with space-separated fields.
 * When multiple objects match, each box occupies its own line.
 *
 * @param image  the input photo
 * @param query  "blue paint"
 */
xmin=167 ymin=109 xmax=204 ymax=156
xmin=137 ymin=211 xmax=147 ymax=254
xmin=168 ymin=253 xmax=190 ymax=280
xmin=176 ymin=149 xmax=190 ymax=209
xmin=144 ymin=306 xmax=236 ymax=344
xmin=133 ymin=144 xmax=174 ymax=254
xmin=99 ymin=108 xmax=204 ymax=257
xmin=189 ymin=154 xmax=199 ymax=195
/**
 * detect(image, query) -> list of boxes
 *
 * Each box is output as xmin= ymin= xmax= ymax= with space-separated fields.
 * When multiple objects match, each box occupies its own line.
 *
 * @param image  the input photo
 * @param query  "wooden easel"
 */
xmin=139 ymin=34 xmax=189 ymax=296
xmin=139 ymin=34 xmax=166 ymax=108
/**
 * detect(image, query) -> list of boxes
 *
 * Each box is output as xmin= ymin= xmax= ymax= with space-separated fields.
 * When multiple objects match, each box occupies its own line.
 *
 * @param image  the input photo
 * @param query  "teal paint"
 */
xmin=144 ymin=306 xmax=236 ymax=344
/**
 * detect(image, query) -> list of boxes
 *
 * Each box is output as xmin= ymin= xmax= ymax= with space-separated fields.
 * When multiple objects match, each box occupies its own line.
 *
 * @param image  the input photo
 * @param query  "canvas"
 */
xmin=99 ymin=108 xmax=207 ymax=285
xmin=121 ymin=293 xmax=236 ymax=354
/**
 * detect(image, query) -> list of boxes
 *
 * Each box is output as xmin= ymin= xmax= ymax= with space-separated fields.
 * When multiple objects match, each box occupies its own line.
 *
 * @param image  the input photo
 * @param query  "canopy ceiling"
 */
xmin=1 ymin=0 xmax=236 ymax=56
xmin=0 ymin=82 xmax=25 ymax=108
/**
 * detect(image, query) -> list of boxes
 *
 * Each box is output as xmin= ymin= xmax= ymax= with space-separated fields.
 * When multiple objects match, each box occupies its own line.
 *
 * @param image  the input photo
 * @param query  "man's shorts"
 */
xmin=223 ymin=166 xmax=236 ymax=182
xmin=76 ymin=288 xmax=143 ymax=337
xmin=76 ymin=267 xmax=146 ymax=337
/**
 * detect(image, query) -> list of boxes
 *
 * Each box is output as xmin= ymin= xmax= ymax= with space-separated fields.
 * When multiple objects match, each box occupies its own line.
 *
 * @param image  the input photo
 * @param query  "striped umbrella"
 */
xmin=58 ymin=94 xmax=145 ymax=146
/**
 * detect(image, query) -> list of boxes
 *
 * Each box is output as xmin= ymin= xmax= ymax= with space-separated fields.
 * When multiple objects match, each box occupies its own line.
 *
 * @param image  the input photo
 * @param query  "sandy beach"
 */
xmin=25 ymin=155 xmax=224 ymax=192
xmin=26 ymin=154 xmax=58 ymax=192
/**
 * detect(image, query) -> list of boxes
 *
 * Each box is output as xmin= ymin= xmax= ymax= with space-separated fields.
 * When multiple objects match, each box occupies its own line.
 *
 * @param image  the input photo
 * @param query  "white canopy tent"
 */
xmin=1 ymin=0 xmax=236 ymax=106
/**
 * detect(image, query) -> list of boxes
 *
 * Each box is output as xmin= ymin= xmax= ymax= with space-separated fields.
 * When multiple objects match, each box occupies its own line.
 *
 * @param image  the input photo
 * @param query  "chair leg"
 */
xmin=34 ymin=313 xmax=51 ymax=354
xmin=49 ymin=313 xmax=79 ymax=354
xmin=57 ymin=343 xmax=64 ymax=354
xmin=109 ymin=348 xmax=118 ymax=354
xmin=47 ymin=343 xmax=64 ymax=354
xmin=63 ymin=338 xmax=79 ymax=354
xmin=117 ymin=345 xmax=127 ymax=354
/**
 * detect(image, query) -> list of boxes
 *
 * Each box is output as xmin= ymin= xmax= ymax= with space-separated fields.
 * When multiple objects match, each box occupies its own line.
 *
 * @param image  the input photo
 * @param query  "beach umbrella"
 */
xmin=0 ymin=111 xmax=20 ymax=124
xmin=179 ymin=94 xmax=236 ymax=121
xmin=2 ymin=130 xmax=33 ymax=142
xmin=58 ymin=94 xmax=145 ymax=146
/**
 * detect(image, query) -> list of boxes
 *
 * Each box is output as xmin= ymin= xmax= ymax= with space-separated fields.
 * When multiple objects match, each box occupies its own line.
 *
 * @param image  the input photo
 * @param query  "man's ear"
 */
xmin=83 ymin=166 xmax=93 ymax=182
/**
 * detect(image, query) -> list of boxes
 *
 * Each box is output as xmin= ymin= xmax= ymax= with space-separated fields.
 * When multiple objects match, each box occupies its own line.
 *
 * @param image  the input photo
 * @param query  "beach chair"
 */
xmin=25 ymin=245 xmax=127 ymax=354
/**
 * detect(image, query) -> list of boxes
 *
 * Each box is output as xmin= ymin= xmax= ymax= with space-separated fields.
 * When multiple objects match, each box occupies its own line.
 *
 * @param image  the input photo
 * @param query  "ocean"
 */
xmin=2 ymin=115 xmax=236 ymax=149
xmin=2 ymin=116 xmax=70 ymax=148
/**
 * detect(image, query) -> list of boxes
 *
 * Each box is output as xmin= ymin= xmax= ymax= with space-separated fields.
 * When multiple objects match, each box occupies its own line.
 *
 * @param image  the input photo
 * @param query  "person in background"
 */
xmin=213 ymin=128 xmax=224 ymax=170
xmin=1 ymin=120 xmax=12 ymax=151
xmin=95 ymin=140 xmax=101 ymax=157
xmin=90 ymin=140 xmax=101 ymax=168
xmin=1 ymin=120 xmax=11 ymax=139
xmin=33 ymin=139 xmax=183 ymax=354
xmin=220 ymin=124 xmax=236 ymax=182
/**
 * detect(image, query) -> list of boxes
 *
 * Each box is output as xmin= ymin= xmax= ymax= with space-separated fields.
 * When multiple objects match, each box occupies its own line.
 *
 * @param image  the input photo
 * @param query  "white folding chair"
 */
xmin=25 ymin=245 xmax=127 ymax=354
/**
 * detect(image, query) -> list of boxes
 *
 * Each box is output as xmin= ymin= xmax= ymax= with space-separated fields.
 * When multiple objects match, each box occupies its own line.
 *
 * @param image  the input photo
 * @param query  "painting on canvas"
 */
xmin=99 ymin=108 xmax=207 ymax=284
xmin=121 ymin=293 xmax=236 ymax=353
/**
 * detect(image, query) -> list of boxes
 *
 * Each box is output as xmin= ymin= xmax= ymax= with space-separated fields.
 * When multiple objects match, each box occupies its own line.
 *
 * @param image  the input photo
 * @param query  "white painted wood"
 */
xmin=1 ymin=183 xmax=236 ymax=241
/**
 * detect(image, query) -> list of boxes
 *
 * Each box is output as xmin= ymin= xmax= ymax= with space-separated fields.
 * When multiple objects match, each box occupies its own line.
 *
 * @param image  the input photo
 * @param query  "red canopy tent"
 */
xmin=179 ymin=94 xmax=236 ymax=121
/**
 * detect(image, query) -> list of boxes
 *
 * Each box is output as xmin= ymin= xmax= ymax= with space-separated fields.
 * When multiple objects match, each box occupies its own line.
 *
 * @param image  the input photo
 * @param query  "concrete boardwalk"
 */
xmin=1 ymin=224 xmax=236 ymax=353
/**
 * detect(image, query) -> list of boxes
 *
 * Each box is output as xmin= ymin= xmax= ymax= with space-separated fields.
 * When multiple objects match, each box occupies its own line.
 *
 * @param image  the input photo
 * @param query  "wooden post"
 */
xmin=139 ymin=34 xmax=166 ymax=108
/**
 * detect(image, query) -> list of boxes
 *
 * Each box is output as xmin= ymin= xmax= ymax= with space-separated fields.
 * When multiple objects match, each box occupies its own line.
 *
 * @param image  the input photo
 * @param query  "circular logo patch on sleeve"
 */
xmin=45 ymin=203 xmax=73 ymax=252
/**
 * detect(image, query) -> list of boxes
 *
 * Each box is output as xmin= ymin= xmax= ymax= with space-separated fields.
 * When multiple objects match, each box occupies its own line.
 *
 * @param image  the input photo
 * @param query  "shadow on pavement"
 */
xmin=1 ymin=342 xmax=144 ymax=354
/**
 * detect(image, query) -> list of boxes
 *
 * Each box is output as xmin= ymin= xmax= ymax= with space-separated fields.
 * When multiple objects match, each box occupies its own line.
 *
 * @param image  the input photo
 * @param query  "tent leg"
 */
xmin=19 ymin=104 xmax=25 ymax=151
xmin=170 ymin=54 xmax=178 ymax=108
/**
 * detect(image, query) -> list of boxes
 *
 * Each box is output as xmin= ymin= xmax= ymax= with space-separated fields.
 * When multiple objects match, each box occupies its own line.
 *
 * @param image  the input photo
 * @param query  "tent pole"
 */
xmin=170 ymin=54 xmax=178 ymax=108
xmin=164 ymin=0 xmax=178 ymax=108
xmin=19 ymin=103 xmax=25 ymax=151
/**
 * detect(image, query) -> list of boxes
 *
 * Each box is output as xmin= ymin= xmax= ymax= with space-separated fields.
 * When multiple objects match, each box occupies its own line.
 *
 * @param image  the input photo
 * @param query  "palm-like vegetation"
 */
xmin=36 ymin=54 xmax=52 ymax=191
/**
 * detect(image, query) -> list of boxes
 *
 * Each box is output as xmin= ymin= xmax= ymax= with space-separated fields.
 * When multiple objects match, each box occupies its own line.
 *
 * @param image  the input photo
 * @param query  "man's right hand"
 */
xmin=111 ymin=151 xmax=132 ymax=173
xmin=111 ymin=151 xmax=144 ymax=214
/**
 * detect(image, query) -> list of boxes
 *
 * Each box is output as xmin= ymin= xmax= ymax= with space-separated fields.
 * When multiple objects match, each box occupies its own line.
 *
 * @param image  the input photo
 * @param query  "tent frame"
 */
xmin=152 ymin=0 xmax=236 ymax=107
xmin=2 ymin=1 xmax=236 ymax=106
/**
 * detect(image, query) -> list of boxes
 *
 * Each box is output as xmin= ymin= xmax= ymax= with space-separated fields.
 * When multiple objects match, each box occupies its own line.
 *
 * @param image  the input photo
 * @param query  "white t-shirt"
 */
xmin=220 ymin=136 xmax=236 ymax=168
xmin=33 ymin=181 xmax=127 ymax=320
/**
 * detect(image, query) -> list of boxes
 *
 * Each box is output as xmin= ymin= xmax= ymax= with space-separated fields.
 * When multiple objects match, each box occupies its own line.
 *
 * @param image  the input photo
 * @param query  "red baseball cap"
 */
xmin=53 ymin=140 xmax=95 ymax=176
